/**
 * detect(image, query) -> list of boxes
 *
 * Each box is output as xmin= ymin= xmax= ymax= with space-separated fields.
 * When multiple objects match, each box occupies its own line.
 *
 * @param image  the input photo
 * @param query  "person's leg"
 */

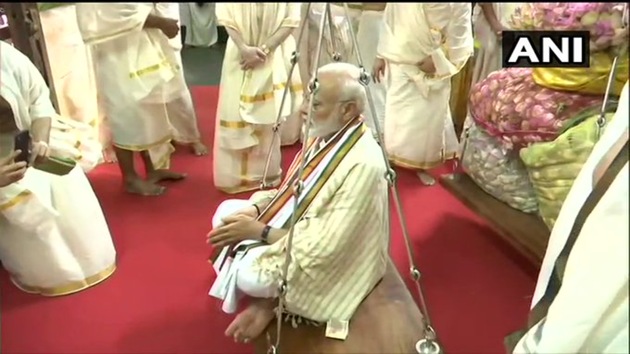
xmin=225 ymin=249 xmax=278 ymax=343
xmin=180 ymin=25 xmax=187 ymax=47
xmin=139 ymin=150 xmax=187 ymax=183
xmin=114 ymin=146 xmax=165 ymax=196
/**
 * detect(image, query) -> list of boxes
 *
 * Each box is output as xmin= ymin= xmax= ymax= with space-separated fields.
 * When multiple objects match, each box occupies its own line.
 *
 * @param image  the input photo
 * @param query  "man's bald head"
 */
xmin=300 ymin=63 xmax=367 ymax=138
xmin=316 ymin=62 xmax=367 ymax=113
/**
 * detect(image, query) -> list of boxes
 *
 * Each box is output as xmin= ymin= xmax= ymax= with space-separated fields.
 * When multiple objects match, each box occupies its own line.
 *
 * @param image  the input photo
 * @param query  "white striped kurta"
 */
xmin=219 ymin=133 xmax=390 ymax=322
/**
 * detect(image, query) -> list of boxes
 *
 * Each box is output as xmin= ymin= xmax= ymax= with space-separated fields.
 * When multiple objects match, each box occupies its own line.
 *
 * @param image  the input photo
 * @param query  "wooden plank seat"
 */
xmin=254 ymin=259 xmax=427 ymax=354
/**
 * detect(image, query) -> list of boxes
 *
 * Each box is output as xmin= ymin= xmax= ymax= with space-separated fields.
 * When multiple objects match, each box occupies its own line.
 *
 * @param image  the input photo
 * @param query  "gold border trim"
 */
xmin=389 ymin=151 xmax=457 ymax=170
xmin=10 ymin=263 xmax=117 ymax=297
xmin=0 ymin=191 xmax=33 ymax=211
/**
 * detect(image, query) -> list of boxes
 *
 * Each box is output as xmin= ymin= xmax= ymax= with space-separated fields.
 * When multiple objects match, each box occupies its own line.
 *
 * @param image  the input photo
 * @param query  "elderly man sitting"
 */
xmin=207 ymin=62 xmax=389 ymax=343
xmin=0 ymin=41 xmax=117 ymax=296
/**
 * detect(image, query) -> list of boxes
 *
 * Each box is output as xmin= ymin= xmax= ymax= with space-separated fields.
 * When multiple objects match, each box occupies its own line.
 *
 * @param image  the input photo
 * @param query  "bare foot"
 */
xmin=225 ymin=299 xmax=276 ymax=344
xmin=147 ymin=169 xmax=187 ymax=184
xmin=125 ymin=179 xmax=166 ymax=196
xmin=417 ymin=171 xmax=436 ymax=186
xmin=191 ymin=141 xmax=208 ymax=156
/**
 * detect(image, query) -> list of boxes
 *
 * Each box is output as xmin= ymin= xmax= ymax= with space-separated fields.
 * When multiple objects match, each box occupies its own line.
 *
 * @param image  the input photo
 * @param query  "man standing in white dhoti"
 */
xmin=207 ymin=63 xmax=389 ymax=343
xmin=472 ymin=3 xmax=525 ymax=86
xmin=373 ymin=3 xmax=474 ymax=186
xmin=509 ymin=81 xmax=629 ymax=354
xmin=157 ymin=2 xmax=209 ymax=156
xmin=179 ymin=3 xmax=218 ymax=48
xmin=213 ymin=3 xmax=303 ymax=194
xmin=76 ymin=3 xmax=187 ymax=196
xmin=0 ymin=41 xmax=117 ymax=296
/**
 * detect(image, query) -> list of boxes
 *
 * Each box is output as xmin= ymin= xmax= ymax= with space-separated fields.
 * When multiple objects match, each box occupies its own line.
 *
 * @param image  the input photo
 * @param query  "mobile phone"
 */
xmin=13 ymin=130 xmax=31 ymax=165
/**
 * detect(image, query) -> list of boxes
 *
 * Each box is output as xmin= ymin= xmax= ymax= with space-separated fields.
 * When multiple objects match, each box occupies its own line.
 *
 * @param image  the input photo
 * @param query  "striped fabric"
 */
xmin=252 ymin=132 xmax=390 ymax=323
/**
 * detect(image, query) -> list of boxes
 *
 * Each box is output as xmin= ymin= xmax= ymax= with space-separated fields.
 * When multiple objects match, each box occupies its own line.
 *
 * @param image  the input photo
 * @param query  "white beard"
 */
xmin=303 ymin=121 xmax=343 ymax=139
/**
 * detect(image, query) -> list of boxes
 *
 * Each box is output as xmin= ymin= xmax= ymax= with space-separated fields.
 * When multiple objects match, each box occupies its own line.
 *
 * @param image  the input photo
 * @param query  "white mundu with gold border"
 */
xmin=154 ymin=2 xmax=204 ymax=145
xmin=378 ymin=3 xmax=473 ymax=170
xmin=0 ymin=41 xmax=116 ymax=296
xmin=213 ymin=3 xmax=303 ymax=194
xmin=75 ymin=3 xmax=185 ymax=168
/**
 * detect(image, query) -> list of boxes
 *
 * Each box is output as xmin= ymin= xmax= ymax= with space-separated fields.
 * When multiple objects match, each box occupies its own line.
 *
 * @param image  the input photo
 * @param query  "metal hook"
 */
xmin=290 ymin=51 xmax=299 ymax=65
xmin=267 ymin=344 xmax=277 ymax=354
xmin=384 ymin=168 xmax=397 ymax=186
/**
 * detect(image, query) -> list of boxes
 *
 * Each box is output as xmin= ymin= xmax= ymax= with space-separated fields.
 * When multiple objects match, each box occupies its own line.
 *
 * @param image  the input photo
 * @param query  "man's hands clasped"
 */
xmin=206 ymin=213 xmax=267 ymax=249
xmin=240 ymin=46 xmax=267 ymax=71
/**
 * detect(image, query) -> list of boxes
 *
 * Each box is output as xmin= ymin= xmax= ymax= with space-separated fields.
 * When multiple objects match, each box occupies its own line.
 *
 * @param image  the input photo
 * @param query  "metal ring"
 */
xmin=415 ymin=339 xmax=441 ymax=354
xmin=308 ymin=79 xmax=319 ymax=94
xmin=385 ymin=169 xmax=397 ymax=185
xmin=292 ymin=180 xmax=303 ymax=197
xmin=410 ymin=267 xmax=421 ymax=281
xmin=278 ymin=281 xmax=288 ymax=296
xmin=358 ymin=69 xmax=371 ymax=86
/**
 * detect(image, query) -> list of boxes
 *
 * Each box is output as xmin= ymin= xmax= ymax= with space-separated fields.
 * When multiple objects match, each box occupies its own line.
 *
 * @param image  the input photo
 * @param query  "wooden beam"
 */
xmin=2 ymin=2 xmax=59 ymax=112
xmin=440 ymin=173 xmax=550 ymax=266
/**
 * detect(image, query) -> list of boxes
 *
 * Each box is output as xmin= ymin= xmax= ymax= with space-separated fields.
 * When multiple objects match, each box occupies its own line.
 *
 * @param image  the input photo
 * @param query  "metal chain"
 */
xmin=260 ymin=3 xmax=312 ymax=189
xmin=266 ymin=4 xmax=330 ymax=354
xmin=265 ymin=3 xmax=441 ymax=353
xmin=596 ymin=3 xmax=629 ymax=138
xmin=339 ymin=4 xmax=441 ymax=353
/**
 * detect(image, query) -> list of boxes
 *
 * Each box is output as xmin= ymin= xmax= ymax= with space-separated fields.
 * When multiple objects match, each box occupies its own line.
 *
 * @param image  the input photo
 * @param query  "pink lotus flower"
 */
xmin=510 ymin=2 xmax=628 ymax=53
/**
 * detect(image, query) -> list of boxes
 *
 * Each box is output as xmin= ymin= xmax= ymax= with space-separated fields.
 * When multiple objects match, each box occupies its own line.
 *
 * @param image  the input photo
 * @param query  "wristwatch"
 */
xmin=261 ymin=44 xmax=271 ymax=55
xmin=260 ymin=225 xmax=271 ymax=243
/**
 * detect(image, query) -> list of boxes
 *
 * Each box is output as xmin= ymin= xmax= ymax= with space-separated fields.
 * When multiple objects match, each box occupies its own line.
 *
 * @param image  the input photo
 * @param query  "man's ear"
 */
xmin=342 ymin=101 xmax=358 ymax=120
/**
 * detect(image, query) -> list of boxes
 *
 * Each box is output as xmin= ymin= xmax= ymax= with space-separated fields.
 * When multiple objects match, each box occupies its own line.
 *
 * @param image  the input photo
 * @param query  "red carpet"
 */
xmin=1 ymin=86 xmax=537 ymax=354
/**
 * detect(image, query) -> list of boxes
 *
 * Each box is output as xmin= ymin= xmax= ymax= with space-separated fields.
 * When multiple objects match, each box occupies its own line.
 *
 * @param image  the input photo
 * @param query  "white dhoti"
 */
xmin=384 ymin=63 xmax=459 ymax=169
xmin=39 ymin=5 xmax=102 ymax=130
xmin=49 ymin=114 xmax=104 ymax=173
xmin=352 ymin=10 xmax=386 ymax=136
xmin=157 ymin=3 xmax=204 ymax=145
xmin=0 ymin=166 xmax=117 ymax=296
xmin=208 ymin=199 xmax=276 ymax=313
xmin=378 ymin=3 xmax=473 ymax=170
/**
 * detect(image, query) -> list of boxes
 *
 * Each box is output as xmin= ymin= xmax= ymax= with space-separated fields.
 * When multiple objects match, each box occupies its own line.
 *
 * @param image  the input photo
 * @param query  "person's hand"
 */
xmin=372 ymin=57 xmax=386 ymax=83
xmin=159 ymin=18 xmax=180 ymax=39
xmin=417 ymin=56 xmax=436 ymax=75
xmin=240 ymin=46 xmax=267 ymax=71
xmin=207 ymin=214 xmax=266 ymax=248
xmin=29 ymin=141 xmax=50 ymax=165
xmin=231 ymin=205 xmax=259 ymax=219
xmin=0 ymin=150 xmax=28 ymax=187
xmin=493 ymin=25 xmax=507 ymax=40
